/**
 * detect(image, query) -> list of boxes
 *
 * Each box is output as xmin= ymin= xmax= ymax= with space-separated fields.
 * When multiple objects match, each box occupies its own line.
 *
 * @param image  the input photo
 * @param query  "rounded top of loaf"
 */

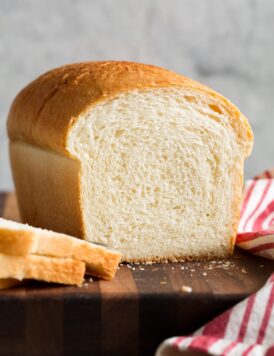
xmin=7 ymin=61 xmax=253 ymax=156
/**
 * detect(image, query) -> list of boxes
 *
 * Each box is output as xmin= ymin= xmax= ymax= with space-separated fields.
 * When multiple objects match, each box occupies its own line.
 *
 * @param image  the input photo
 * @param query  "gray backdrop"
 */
xmin=1 ymin=0 xmax=273 ymax=189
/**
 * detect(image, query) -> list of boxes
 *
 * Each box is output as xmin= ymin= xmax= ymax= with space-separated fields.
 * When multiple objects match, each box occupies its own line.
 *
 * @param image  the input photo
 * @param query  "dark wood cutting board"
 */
xmin=0 ymin=192 xmax=273 ymax=356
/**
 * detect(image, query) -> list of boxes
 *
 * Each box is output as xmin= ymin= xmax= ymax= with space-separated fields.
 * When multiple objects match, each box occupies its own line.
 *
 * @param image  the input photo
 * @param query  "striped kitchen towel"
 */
xmin=238 ymin=170 xmax=274 ymax=260
xmin=156 ymin=171 xmax=274 ymax=356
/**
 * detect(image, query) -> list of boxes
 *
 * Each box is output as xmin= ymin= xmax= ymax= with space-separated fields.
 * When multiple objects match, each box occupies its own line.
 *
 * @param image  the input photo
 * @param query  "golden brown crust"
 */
xmin=123 ymin=249 xmax=233 ymax=264
xmin=0 ymin=228 xmax=35 ymax=255
xmin=7 ymin=61 xmax=253 ymax=157
xmin=10 ymin=141 xmax=84 ymax=238
xmin=72 ymin=242 xmax=121 ymax=280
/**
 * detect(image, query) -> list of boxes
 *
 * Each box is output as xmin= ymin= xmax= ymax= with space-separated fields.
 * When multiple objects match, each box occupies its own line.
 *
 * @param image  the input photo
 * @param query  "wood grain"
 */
xmin=25 ymin=287 xmax=64 ymax=356
xmin=100 ymin=267 xmax=139 ymax=356
xmin=0 ymin=192 xmax=273 ymax=356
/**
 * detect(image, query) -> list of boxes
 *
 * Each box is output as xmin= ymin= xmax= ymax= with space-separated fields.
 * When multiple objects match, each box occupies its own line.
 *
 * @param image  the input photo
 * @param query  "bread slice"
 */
xmin=0 ymin=254 xmax=85 ymax=286
xmin=0 ymin=218 xmax=121 ymax=280
xmin=7 ymin=61 xmax=254 ymax=262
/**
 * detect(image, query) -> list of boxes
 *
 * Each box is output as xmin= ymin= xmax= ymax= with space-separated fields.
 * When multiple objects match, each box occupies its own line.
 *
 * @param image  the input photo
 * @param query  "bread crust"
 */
xmin=9 ymin=141 xmax=84 ymax=238
xmin=123 ymin=250 xmax=232 ymax=264
xmin=7 ymin=61 xmax=253 ymax=157
xmin=0 ymin=228 xmax=35 ymax=255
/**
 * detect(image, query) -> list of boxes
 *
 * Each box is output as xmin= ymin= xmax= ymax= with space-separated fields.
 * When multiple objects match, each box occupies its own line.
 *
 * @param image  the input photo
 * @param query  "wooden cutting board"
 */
xmin=0 ymin=192 xmax=273 ymax=356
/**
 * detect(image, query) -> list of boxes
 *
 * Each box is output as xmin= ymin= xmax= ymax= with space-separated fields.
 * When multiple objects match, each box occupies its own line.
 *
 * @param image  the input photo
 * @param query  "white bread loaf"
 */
xmin=0 ymin=217 xmax=121 ymax=280
xmin=7 ymin=61 xmax=253 ymax=262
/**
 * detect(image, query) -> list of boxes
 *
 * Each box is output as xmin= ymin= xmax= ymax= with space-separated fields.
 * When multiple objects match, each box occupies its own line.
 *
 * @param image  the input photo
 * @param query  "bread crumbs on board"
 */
xmin=123 ymin=259 xmax=250 ymax=275
xmin=181 ymin=285 xmax=192 ymax=293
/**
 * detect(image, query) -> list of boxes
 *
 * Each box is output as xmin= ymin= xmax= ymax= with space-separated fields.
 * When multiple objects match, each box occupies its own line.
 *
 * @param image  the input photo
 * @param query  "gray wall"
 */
xmin=1 ymin=0 xmax=273 ymax=189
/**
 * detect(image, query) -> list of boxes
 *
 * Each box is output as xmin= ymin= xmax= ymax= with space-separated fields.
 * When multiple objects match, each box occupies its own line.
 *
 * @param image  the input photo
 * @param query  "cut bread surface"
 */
xmin=0 ymin=254 xmax=85 ymax=286
xmin=0 ymin=218 xmax=121 ymax=280
xmin=68 ymin=88 xmax=247 ymax=261
xmin=7 ymin=62 xmax=254 ymax=263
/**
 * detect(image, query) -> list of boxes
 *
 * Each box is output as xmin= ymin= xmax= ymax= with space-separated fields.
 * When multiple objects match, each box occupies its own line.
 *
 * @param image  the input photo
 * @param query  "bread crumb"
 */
xmin=241 ymin=268 xmax=248 ymax=274
xmin=181 ymin=285 xmax=192 ymax=293
xmin=160 ymin=281 xmax=167 ymax=285
xmin=205 ymin=260 xmax=236 ymax=271
xmin=126 ymin=264 xmax=136 ymax=270
xmin=203 ymin=272 xmax=207 ymax=276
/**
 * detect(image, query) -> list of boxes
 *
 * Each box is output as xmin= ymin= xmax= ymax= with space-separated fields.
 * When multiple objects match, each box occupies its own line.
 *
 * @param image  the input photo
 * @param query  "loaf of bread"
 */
xmin=0 ymin=218 xmax=121 ymax=280
xmin=7 ymin=61 xmax=253 ymax=262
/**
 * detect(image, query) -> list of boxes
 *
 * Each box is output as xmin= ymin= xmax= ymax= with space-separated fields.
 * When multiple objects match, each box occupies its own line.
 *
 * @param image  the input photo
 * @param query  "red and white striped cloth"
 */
xmin=156 ymin=171 xmax=274 ymax=356
xmin=238 ymin=170 xmax=274 ymax=260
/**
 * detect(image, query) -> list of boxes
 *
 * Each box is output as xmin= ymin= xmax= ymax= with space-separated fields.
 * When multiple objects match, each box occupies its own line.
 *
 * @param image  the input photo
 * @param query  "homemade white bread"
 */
xmin=7 ymin=61 xmax=254 ymax=262
xmin=0 ymin=218 xmax=121 ymax=280
xmin=0 ymin=254 xmax=85 ymax=286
